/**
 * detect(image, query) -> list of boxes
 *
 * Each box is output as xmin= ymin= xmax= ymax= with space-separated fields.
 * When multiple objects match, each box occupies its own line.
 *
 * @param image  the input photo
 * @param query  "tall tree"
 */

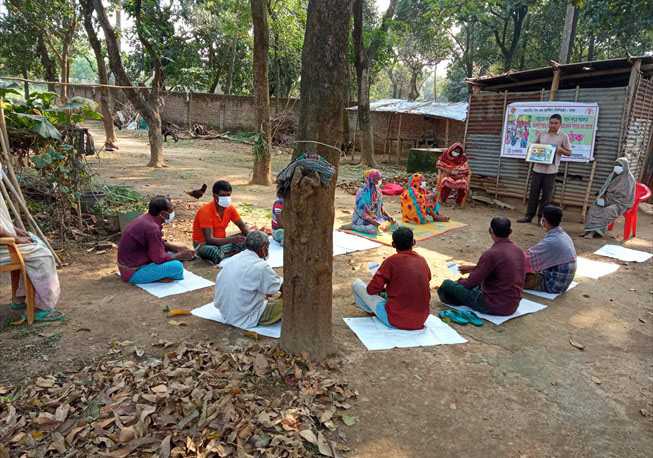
xmin=92 ymin=0 xmax=165 ymax=167
xmin=352 ymin=0 xmax=397 ymax=167
xmin=250 ymin=0 xmax=272 ymax=185
xmin=484 ymin=0 xmax=531 ymax=71
xmin=559 ymin=2 xmax=579 ymax=64
xmin=281 ymin=0 xmax=352 ymax=359
xmin=80 ymin=0 xmax=117 ymax=150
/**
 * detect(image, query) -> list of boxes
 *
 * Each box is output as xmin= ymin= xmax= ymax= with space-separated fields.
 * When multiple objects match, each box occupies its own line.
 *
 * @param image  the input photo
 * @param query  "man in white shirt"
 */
xmin=214 ymin=231 xmax=283 ymax=327
xmin=518 ymin=114 xmax=572 ymax=226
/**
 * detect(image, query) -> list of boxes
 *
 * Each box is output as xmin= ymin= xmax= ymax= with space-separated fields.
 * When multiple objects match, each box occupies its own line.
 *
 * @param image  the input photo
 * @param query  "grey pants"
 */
xmin=526 ymin=172 xmax=557 ymax=219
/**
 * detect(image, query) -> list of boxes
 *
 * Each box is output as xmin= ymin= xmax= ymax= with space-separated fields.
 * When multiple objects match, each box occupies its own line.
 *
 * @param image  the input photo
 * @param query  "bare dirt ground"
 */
xmin=2 ymin=124 xmax=652 ymax=457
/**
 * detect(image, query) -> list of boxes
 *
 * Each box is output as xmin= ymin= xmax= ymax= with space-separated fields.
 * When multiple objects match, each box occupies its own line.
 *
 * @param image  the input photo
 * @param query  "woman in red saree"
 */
xmin=436 ymin=142 xmax=470 ymax=207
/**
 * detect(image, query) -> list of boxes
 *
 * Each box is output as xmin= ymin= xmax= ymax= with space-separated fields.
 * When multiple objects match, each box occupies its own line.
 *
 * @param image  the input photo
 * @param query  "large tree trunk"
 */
xmin=250 ymin=0 xmax=272 ymax=186
xmin=224 ymin=0 xmax=242 ymax=95
xmin=274 ymin=30 xmax=281 ymax=115
xmin=92 ymin=0 xmax=164 ymax=167
xmin=408 ymin=68 xmax=420 ymax=101
xmin=587 ymin=34 xmax=596 ymax=61
xmin=353 ymin=0 xmax=376 ymax=167
xmin=559 ymin=4 xmax=578 ymax=64
xmin=37 ymin=36 xmax=58 ymax=93
xmin=82 ymin=0 xmax=117 ymax=148
xmin=21 ymin=68 xmax=30 ymax=99
xmin=280 ymin=0 xmax=352 ymax=360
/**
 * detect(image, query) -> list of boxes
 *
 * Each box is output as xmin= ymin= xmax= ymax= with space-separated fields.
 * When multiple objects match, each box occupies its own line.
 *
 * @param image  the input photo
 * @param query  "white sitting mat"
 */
xmin=594 ymin=244 xmax=653 ymax=263
xmin=191 ymin=302 xmax=281 ymax=338
xmin=445 ymin=298 xmax=547 ymax=325
xmin=343 ymin=315 xmax=467 ymax=351
xmin=524 ymin=281 xmax=578 ymax=300
xmin=576 ymin=257 xmax=620 ymax=279
xmin=118 ymin=269 xmax=213 ymax=298
xmin=238 ymin=229 xmax=382 ymax=269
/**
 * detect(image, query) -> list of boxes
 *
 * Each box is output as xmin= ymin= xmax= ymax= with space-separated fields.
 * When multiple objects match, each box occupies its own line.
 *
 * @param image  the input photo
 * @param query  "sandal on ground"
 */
xmin=10 ymin=302 xmax=26 ymax=310
xmin=22 ymin=310 xmax=65 ymax=322
xmin=459 ymin=310 xmax=483 ymax=326
xmin=438 ymin=310 xmax=468 ymax=325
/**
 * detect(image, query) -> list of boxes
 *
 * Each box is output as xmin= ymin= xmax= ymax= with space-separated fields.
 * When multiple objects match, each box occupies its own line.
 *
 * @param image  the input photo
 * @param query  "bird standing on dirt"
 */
xmin=186 ymin=184 xmax=207 ymax=199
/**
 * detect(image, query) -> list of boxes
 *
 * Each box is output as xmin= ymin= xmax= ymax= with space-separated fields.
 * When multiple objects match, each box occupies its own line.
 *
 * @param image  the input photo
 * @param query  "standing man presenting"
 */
xmin=518 ymin=114 xmax=572 ymax=226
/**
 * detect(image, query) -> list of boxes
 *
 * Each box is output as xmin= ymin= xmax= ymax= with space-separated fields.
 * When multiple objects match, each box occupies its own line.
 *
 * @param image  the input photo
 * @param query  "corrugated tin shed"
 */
xmin=347 ymin=99 xmax=468 ymax=122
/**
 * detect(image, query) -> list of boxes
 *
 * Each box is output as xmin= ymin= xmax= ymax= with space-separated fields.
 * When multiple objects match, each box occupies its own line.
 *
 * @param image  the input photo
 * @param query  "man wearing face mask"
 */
xmin=518 ymin=114 xmax=572 ymax=226
xmin=214 ymin=231 xmax=283 ymax=328
xmin=192 ymin=180 xmax=250 ymax=264
xmin=118 ymin=196 xmax=195 ymax=283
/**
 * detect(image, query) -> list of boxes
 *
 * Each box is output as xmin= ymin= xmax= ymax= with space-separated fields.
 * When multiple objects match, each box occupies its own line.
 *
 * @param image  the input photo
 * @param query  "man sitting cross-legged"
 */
xmin=193 ymin=180 xmax=250 ymax=265
xmin=524 ymin=205 xmax=577 ymax=294
xmin=438 ymin=216 xmax=525 ymax=316
xmin=118 ymin=196 xmax=195 ymax=284
xmin=352 ymin=227 xmax=431 ymax=330
xmin=214 ymin=231 xmax=283 ymax=327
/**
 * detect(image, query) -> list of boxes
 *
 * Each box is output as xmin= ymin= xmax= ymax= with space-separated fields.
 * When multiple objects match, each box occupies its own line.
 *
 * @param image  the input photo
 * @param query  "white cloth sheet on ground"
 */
xmin=594 ymin=244 xmax=653 ymax=263
xmin=524 ymin=281 xmax=579 ymax=300
xmin=117 ymin=269 xmax=213 ymax=298
xmin=343 ymin=315 xmax=467 ymax=350
xmin=252 ymin=229 xmax=382 ymax=269
xmin=445 ymin=298 xmax=548 ymax=325
xmin=575 ymin=257 xmax=620 ymax=279
xmin=191 ymin=302 xmax=281 ymax=338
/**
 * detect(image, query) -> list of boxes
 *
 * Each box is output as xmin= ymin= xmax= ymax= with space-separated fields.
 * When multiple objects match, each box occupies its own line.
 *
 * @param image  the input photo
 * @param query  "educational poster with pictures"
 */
xmin=526 ymin=143 xmax=556 ymax=164
xmin=500 ymin=102 xmax=599 ymax=162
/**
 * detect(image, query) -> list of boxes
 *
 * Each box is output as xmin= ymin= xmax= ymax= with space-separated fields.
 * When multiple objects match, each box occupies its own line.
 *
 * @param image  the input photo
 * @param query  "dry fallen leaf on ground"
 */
xmin=569 ymin=337 xmax=585 ymax=350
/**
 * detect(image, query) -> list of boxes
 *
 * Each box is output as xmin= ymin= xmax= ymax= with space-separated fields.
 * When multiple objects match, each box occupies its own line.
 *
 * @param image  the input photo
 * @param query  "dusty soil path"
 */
xmin=1 ymin=125 xmax=652 ymax=457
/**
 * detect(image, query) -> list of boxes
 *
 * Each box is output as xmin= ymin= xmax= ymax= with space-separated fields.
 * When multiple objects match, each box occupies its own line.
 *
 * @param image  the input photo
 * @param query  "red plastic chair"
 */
xmin=608 ymin=182 xmax=651 ymax=240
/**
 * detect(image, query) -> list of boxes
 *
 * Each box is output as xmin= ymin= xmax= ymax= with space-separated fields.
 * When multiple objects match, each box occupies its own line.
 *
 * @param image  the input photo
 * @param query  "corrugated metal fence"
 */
xmin=465 ymin=86 xmax=628 ymax=208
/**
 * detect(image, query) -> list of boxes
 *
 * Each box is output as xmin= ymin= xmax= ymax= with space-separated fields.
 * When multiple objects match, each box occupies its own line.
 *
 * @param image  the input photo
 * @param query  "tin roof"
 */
xmin=347 ymin=99 xmax=468 ymax=121
xmin=467 ymin=56 xmax=653 ymax=92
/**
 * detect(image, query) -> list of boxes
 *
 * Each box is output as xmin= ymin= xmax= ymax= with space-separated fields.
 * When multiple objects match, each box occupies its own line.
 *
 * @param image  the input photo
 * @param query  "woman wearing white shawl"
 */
xmin=0 ymin=192 xmax=64 ymax=321
xmin=583 ymin=157 xmax=636 ymax=239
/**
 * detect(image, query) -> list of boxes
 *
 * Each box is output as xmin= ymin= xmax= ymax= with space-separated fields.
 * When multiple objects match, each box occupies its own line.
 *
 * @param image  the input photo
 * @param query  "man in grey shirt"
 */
xmin=518 ymin=114 xmax=572 ymax=226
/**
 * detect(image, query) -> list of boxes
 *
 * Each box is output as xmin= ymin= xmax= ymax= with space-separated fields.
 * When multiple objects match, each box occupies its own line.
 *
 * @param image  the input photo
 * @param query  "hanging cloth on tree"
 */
xmin=275 ymin=153 xmax=336 ymax=198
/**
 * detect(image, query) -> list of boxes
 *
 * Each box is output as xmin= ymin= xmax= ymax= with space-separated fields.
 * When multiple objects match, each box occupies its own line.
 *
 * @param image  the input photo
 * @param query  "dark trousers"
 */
xmin=525 ymin=172 xmax=557 ymax=220
xmin=437 ymin=280 xmax=490 ymax=314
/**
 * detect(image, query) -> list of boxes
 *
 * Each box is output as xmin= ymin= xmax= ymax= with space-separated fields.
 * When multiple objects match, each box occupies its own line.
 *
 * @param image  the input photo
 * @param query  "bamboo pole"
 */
xmin=383 ymin=112 xmax=393 ymax=164
xmin=617 ymin=59 xmax=642 ymax=157
xmin=549 ymin=68 xmax=561 ymax=101
xmin=0 ymin=177 xmax=24 ymax=230
xmin=462 ymin=94 xmax=472 ymax=150
xmin=0 ymin=104 xmax=27 ymax=206
xmin=0 ymin=76 xmax=149 ymax=90
xmin=581 ymin=160 xmax=597 ymax=222
xmin=396 ymin=113 xmax=403 ymax=165
xmin=560 ymin=85 xmax=581 ymax=208
xmin=495 ymin=91 xmax=509 ymax=200
xmin=2 ymin=172 xmax=62 ymax=267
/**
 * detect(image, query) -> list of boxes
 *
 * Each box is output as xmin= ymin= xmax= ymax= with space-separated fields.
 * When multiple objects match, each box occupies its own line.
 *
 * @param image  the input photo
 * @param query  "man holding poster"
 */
xmin=518 ymin=114 xmax=572 ymax=226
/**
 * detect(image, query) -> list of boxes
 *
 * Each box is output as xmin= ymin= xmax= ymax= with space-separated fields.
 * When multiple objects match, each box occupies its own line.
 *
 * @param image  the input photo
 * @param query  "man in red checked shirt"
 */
xmin=351 ymin=227 xmax=431 ymax=330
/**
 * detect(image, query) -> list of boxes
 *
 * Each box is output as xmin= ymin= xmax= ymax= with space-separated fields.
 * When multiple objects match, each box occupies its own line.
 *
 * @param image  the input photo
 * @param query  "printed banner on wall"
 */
xmin=500 ymin=102 xmax=599 ymax=162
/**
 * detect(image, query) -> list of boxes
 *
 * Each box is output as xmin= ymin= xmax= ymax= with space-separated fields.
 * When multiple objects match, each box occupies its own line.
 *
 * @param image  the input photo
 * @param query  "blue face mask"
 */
xmin=163 ymin=211 xmax=175 ymax=224
xmin=613 ymin=166 xmax=624 ymax=175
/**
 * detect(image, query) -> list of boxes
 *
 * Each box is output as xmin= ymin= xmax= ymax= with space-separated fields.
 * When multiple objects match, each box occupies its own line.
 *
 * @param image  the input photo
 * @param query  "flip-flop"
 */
xmin=22 ymin=310 xmax=65 ymax=322
xmin=438 ymin=310 xmax=468 ymax=325
xmin=10 ymin=302 xmax=26 ymax=310
xmin=460 ymin=310 xmax=483 ymax=326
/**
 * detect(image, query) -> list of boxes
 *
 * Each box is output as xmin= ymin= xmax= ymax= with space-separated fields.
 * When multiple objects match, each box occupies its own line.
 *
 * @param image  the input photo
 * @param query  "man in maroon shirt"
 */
xmin=438 ymin=216 xmax=525 ymax=316
xmin=352 ymin=227 xmax=431 ymax=330
xmin=118 ymin=196 xmax=195 ymax=283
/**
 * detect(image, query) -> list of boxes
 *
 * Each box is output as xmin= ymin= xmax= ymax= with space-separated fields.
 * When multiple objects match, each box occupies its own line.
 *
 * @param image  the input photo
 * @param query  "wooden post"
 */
xmin=462 ymin=94 xmax=472 ymax=150
xmin=617 ymin=58 xmax=642 ymax=157
xmin=549 ymin=68 xmax=560 ymax=101
xmin=396 ymin=113 xmax=403 ymax=165
xmin=445 ymin=118 xmax=449 ymax=146
xmin=495 ymin=90 xmax=508 ymax=199
xmin=523 ymin=163 xmax=533 ymax=204
xmin=581 ymin=160 xmax=597 ymax=221
xmin=472 ymin=85 xmax=480 ymax=95
xmin=561 ymin=85 xmax=581 ymax=208
xmin=186 ymin=92 xmax=192 ymax=129
xmin=383 ymin=112 xmax=393 ymax=164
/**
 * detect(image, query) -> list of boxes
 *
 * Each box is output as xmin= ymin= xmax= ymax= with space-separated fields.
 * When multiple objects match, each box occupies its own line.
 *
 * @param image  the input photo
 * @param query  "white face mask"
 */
xmin=163 ymin=211 xmax=175 ymax=224
xmin=420 ymin=182 xmax=427 ymax=189
xmin=218 ymin=196 xmax=232 ymax=207
xmin=613 ymin=165 xmax=624 ymax=175
xmin=451 ymin=151 xmax=460 ymax=157
xmin=376 ymin=181 xmax=383 ymax=188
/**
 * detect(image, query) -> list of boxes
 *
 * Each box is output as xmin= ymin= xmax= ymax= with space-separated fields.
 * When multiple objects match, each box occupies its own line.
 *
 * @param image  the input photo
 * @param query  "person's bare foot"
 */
xmin=156 ymin=278 xmax=175 ymax=283
xmin=583 ymin=232 xmax=595 ymax=239
xmin=433 ymin=215 xmax=450 ymax=222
